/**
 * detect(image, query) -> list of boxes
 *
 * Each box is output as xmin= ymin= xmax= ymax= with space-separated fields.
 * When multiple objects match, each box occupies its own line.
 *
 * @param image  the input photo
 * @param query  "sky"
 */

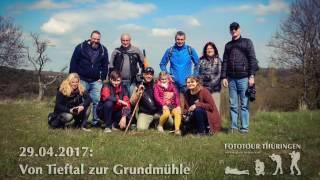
xmin=0 ymin=0 xmax=292 ymax=73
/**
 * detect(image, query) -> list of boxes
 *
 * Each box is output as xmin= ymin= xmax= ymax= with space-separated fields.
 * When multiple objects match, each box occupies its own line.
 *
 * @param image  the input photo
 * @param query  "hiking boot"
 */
xmin=239 ymin=128 xmax=248 ymax=134
xmin=174 ymin=130 xmax=182 ymax=136
xmin=157 ymin=125 xmax=164 ymax=132
xmin=104 ymin=128 xmax=112 ymax=133
xmin=81 ymin=127 xmax=91 ymax=132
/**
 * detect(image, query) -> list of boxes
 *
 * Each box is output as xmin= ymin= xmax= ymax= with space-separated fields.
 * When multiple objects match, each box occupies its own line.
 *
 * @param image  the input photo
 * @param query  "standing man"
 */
xmin=69 ymin=30 xmax=109 ymax=128
xmin=159 ymin=31 xmax=199 ymax=105
xmin=221 ymin=22 xmax=258 ymax=134
xmin=109 ymin=33 xmax=144 ymax=96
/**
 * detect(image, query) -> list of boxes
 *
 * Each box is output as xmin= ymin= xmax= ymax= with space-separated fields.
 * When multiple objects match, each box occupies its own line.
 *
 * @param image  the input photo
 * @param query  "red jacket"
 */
xmin=100 ymin=83 xmax=131 ymax=110
xmin=154 ymin=80 xmax=180 ymax=108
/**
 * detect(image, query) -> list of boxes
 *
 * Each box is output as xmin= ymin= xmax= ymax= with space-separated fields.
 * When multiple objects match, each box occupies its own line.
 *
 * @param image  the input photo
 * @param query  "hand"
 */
xmin=70 ymin=107 xmax=79 ymax=114
xmin=188 ymin=104 xmax=196 ymax=112
xmin=222 ymin=79 xmax=228 ymax=88
xmin=249 ymin=77 xmax=255 ymax=87
xmin=77 ymin=105 xmax=84 ymax=113
xmin=118 ymin=100 xmax=129 ymax=107
xmin=119 ymin=116 xmax=126 ymax=129
xmin=137 ymin=85 xmax=145 ymax=95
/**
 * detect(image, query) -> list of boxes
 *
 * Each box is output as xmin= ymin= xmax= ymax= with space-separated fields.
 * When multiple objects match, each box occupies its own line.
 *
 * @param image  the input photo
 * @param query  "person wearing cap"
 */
xmin=130 ymin=67 xmax=160 ymax=130
xmin=221 ymin=22 xmax=259 ymax=134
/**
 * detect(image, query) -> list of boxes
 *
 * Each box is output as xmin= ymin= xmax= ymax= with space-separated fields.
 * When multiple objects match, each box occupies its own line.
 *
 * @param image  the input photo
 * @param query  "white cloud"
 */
xmin=156 ymin=15 xmax=201 ymax=27
xmin=28 ymin=0 xmax=71 ymax=10
xmin=41 ymin=1 xmax=156 ymax=34
xmin=213 ymin=0 xmax=289 ymax=16
xmin=117 ymin=24 xmax=147 ymax=32
xmin=151 ymin=28 xmax=177 ymax=37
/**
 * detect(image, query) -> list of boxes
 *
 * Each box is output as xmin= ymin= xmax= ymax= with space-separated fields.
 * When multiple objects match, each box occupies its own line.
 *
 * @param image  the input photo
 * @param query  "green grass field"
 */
xmin=0 ymin=101 xmax=319 ymax=179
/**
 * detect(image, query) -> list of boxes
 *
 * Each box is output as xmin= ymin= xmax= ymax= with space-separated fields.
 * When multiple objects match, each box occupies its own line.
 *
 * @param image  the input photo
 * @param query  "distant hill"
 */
xmin=0 ymin=66 xmax=66 ymax=99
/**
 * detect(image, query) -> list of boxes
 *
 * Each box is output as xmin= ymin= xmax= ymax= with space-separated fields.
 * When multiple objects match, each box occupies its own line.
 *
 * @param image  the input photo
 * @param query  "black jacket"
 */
xmin=221 ymin=37 xmax=258 ymax=79
xmin=137 ymin=81 xmax=159 ymax=115
xmin=69 ymin=40 xmax=109 ymax=82
xmin=54 ymin=90 xmax=91 ymax=114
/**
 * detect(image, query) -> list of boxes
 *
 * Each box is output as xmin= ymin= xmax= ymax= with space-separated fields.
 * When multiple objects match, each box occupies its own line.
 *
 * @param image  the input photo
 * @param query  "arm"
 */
xmin=100 ymin=46 xmax=109 ymax=81
xmin=173 ymin=84 xmax=180 ymax=107
xmin=159 ymin=49 xmax=170 ymax=72
xmin=69 ymin=45 xmax=80 ymax=73
xmin=247 ymin=39 xmax=258 ymax=76
xmin=81 ymin=91 xmax=92 ymax=108
xmin=195 ymin=88 xmax=214 ymax=112
xmin=221 ymin=45 xmax=228 ymax=79
xmin=191 ymin=48 xmax=199 ymax=76
xmin=137 ymin=48 xmax=145 ymax=73
xmin=209 ymin=58 xmax=222 ymax=86
xmin=54 ymin=91 xmax=70 ymax=113
xmin=153 ymin=84 xmax=164 ymax=106
xmin=100 ymin=86 xmax=116 ymax=102
xmin=108 ymin=50 xmax=117 ymax=73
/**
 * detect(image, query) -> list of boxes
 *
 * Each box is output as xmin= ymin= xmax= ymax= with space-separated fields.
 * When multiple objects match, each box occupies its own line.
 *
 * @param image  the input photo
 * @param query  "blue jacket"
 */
xmin=159 ymin=44 xmax=199 ymax=88
xmin=69 ymin=40 xmax=109 ymax=82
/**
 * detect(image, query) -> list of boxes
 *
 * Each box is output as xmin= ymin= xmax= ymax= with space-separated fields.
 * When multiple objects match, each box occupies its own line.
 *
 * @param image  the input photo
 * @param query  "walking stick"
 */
xmin=124 ymin=89 xmax=143 ymax=134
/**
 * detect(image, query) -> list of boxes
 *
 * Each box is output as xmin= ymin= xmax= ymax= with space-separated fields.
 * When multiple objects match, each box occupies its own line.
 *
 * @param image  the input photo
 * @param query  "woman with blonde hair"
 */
xmin=51 ymin=73 xmax=92 ymax=131
xmin=183 ymin=76 xmax=220 ymax=135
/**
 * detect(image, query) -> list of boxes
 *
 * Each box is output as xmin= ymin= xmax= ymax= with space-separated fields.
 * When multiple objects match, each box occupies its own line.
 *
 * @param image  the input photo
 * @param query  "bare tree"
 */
xmin=0 ymin=16 xmax=25 ymax=68
xmin=27 ymin=33 xmax=66 ymax=101
xmin=269 ymin=0 xmax=320 ymax=109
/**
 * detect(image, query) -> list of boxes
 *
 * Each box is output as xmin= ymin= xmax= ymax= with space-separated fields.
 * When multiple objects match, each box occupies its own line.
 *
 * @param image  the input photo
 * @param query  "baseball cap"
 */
xmin=143 ymin=67 xmax=154 ymax=74
xmin=229 ymin=22 xmax=240 ymax=31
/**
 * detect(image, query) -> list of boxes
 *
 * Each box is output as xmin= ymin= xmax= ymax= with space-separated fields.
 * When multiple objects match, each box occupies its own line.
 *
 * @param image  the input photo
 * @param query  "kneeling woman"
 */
xmin=97 ymin=70 xmax=131 ymax=133
xmin=53 ymin=73 xmax=92 ymax=131
xmin=183 ymin=76 xmax=221 ymax=135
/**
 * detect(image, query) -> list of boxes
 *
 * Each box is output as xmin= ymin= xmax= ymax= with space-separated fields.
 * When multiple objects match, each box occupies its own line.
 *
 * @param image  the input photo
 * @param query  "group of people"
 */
xmin=49 ymin=22 xmax=258 ymax=136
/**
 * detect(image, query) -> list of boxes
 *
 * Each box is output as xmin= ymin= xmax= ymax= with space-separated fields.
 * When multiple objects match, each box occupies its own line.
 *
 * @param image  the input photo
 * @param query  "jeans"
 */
xmin=122 ymin=80 xmax=135 ymax=97
xmin=228 ymin=77 xmax=249 ymax=130
xmin=80 ymin=80 xmax=102 ymax=125
xmin=97 ymin=100 xmax=122 ymax=129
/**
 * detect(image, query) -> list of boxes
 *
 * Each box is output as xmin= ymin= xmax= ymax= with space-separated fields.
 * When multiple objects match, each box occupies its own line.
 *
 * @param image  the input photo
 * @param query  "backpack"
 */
xmin=48 ymin=112 xmax=64 ymax=128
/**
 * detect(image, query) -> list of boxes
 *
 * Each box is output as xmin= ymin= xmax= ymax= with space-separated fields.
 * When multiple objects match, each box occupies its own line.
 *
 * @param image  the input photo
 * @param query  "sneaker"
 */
xmin=157 ymin=125 xmax=164 ymax=132
xmin=104 ymin=128 xmax=112 ymax=133
xmin=239 ymin=129 xmax=248 ymax=134
xmin=174 ymin=130 xmax=182 ymax=136
xmin=81 ymin=127 xmax=91 ymax=132
xmin=112 ymin=125 xmax=120 ymax=131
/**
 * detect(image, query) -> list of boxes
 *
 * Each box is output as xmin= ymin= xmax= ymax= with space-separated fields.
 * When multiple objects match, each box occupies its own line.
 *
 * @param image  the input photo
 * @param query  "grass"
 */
xmin=0 ymin=101 xmax=319 ymax=179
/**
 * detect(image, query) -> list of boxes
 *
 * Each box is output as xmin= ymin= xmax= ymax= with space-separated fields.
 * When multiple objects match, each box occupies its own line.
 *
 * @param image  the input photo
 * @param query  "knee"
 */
xmin=60 ymin=113 xmax=73 ymax=122
xmin=103 ymin=100 xmax=114 ymax=109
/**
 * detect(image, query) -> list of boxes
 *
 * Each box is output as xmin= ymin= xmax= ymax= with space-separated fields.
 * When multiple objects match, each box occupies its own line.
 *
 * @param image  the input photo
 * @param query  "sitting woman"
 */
xmin=154 ymin=71 xmax=182 ymax=135
xmin=53 ymin=73 xmax=92 ymax=131
xmin=97 ymin=70 xmax=131 ymax=133
xmin=183 ymin=76 xmax=221 ymax=135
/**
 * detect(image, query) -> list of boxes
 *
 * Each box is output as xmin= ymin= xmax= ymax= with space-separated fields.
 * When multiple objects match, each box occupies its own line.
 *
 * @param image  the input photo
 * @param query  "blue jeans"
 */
xmin=97 ymin=100 xmax=122 ymax=129
xmin=228 ymin=78 xmax=249 ymax=131
xmin=122 ymin=80 xmax=135 ymax=97
xmin=81 ymin=80 xmax=102 ymax=125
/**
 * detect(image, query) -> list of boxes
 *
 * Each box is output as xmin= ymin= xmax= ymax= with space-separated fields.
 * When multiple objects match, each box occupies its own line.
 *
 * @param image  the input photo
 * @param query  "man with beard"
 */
xmin=69 ymin=30 xmax=109 ymax=128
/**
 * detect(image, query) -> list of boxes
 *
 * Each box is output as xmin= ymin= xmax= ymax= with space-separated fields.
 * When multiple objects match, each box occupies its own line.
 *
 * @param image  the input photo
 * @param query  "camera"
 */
xmin=135 ymin=74 xmax=144 ymax=84
xmin=246 ymin=84 xmax=256 ymax=102
xmin=183 ymin=111 xmax=193 ymax=123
